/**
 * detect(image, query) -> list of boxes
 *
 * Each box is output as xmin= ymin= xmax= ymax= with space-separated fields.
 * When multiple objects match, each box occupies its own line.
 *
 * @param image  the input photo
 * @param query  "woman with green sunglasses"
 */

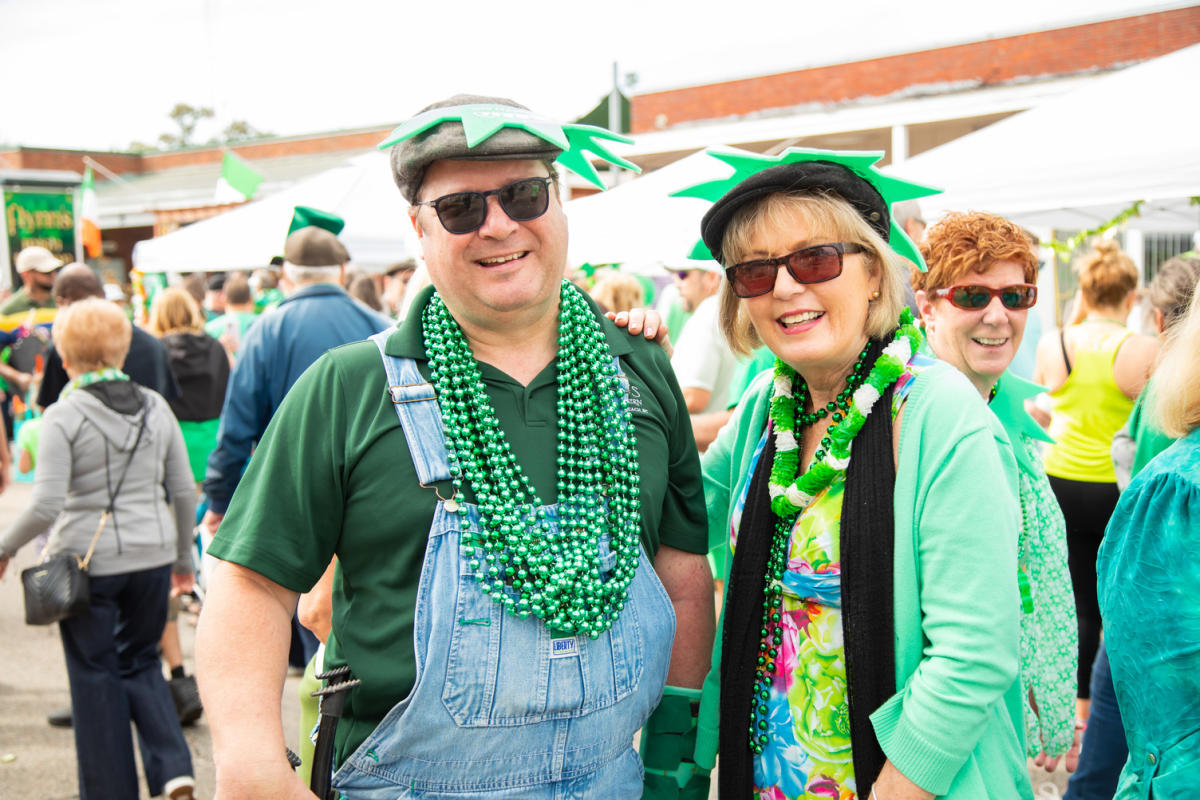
xmin=913 ymin=211 xmax=1082 ymax=777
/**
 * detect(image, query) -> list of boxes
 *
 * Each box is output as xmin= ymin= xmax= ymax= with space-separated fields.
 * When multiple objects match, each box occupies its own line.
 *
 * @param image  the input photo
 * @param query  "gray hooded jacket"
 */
xmin=0 ymin=381 xmax=196 ymax=577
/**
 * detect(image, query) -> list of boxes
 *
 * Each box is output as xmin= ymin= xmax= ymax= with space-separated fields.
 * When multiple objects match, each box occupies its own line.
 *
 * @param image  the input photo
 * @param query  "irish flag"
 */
xmin=215 ymin=150 xmax=263 ymax=204
xmin=81 ymin=165 xmax=101 ymax=258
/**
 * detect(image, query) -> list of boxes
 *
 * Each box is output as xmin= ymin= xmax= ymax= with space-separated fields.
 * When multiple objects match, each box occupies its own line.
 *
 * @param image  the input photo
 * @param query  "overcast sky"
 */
xmin=0 ymin=0 xmax=1188 ymax=151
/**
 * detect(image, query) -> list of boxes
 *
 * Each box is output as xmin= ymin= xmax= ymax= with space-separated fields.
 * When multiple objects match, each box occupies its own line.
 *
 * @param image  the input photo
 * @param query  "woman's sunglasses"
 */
xmin=413 ymin=177 xmax=554 ymax=234
xmin=933 ymin=284 xmax=1038 ymax=310
xmin=725 ymin=243 xmax=865 ymax=298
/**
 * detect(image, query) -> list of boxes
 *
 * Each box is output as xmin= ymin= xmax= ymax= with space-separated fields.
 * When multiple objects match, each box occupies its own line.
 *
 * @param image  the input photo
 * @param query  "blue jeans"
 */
xmin=59 ymin=564 xmax=193 ymax=799
xmin=1064 ymin=645 xmax=1127 ymax=799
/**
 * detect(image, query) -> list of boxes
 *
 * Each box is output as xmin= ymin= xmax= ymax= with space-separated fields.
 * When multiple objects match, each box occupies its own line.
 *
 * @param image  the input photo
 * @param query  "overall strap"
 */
xmin=369 ymin=331 xmax=452 ymax=485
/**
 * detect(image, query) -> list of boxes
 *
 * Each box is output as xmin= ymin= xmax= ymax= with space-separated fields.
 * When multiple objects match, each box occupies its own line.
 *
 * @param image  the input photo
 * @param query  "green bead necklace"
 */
xmin=794 ymin=343 xmax=871 ymax=427
xmin=422 ymin=280 xmax=641 ymax=639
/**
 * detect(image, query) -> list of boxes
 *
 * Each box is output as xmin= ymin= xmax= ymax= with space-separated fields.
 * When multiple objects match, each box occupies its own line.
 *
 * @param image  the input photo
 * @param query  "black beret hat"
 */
xmin=700 ymin=161 xmax=890 ymax=265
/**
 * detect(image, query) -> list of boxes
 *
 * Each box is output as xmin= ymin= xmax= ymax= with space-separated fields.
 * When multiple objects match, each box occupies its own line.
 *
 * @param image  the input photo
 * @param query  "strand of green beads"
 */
xmin=795 ymin=342 xmax=871 ymax=427
xmin=749 ymin=513 xmax=794 ymax=754
xmin=422 ymin=282 xmax=641 ymax=637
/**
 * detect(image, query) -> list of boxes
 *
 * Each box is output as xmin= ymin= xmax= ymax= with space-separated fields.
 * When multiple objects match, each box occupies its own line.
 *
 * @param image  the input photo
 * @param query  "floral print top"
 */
xmin=729 ymin=355 xmax=927 ymax=800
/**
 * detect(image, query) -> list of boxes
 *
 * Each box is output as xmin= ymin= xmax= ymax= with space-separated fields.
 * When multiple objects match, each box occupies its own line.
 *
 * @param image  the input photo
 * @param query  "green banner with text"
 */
xmin=5 ymin=189 xmax=77 ymax=276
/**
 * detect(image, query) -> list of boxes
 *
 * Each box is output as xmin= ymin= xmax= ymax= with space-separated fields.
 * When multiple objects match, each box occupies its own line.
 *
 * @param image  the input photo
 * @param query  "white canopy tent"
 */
xmin=889 ymin=44 xmax=1200 ymax=234
xmin=133 ymin=151 xmax=415 ymax=273
xmin=564 ymin=150 xmax=740 ymax=273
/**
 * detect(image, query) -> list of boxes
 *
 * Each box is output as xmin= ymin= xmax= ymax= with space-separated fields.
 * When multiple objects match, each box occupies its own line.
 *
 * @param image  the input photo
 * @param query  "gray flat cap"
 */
xmin=390 ymin=94 xmax=563 ymax=203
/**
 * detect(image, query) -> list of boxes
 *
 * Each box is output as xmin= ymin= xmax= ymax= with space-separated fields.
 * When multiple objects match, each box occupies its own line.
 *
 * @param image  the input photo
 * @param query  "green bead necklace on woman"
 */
xmin=422 ymin=280 xmax=642 ymax=639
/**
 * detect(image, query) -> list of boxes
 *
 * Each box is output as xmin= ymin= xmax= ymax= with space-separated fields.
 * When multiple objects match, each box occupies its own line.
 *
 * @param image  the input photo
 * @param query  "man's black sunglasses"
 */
xmin=725 ymin=242 xmax=865 ymax=298
xmin=414 ymin=177 xmax=554 ymax=235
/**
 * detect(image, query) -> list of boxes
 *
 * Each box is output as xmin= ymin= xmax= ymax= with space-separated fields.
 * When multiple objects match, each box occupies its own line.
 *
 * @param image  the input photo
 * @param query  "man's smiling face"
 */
xmin=412 ymin=158 xmax=567 ymax=332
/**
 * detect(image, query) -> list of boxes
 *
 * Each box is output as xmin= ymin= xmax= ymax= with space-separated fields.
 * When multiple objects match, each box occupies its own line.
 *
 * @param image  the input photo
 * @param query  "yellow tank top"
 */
xmin=1043 ymin=324 xmax=1135 ymax=482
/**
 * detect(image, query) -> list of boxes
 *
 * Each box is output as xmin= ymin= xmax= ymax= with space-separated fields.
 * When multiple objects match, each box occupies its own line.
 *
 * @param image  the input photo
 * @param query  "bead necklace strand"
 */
xmin=422 ymin=281 xmax=641 ymax=638
xmin=793 ymin=343 xmax=871 ymax=427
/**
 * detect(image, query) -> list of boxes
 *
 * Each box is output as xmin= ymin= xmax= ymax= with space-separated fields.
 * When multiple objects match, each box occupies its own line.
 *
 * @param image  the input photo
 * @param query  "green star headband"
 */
xmin=672 ymin=147 xmax=941 ymax=270
xmin=378 ymin=103 xmax=641 ymax=192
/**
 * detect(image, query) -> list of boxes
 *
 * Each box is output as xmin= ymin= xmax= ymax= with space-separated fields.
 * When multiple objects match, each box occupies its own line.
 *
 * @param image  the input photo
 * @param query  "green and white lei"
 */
xmin=767 ymin=310 xmax=923 ymax=517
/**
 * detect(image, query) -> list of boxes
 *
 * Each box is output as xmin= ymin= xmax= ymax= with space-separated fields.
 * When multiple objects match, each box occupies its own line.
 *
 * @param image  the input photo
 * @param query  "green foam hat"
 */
xmin=673 ymin=147 xmax=940 ymax=270
xmin=380 ymin=97 xmax=641 ymax=201
xmin=288 ymin=206 xmax=345 ymax=237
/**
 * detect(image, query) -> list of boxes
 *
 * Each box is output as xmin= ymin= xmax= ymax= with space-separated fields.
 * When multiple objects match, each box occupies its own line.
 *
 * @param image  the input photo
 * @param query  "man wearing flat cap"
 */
xmin=198 ymin=95 xmax=714 ymax=798
xmin=200 ymin=222 xmax=392 ymax=583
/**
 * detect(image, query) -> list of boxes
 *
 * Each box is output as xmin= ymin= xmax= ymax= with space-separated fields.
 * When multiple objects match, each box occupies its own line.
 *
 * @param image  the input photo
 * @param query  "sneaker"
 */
xmin=46 ymin=707 xmax=72 ymax=728
xmin=168 ymin=675 xmax=203 ymax=726
xmin=163 ymin=775 xmax=195 ymax=800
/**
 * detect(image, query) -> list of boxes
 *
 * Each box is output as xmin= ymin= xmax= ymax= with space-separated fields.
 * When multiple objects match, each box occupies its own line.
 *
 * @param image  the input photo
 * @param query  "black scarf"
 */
xmin=719 ymin=336 xmax=897 ymax=797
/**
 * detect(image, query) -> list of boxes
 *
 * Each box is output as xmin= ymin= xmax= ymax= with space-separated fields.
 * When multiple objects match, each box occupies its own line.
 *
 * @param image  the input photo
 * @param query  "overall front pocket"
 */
xmin=441 ymin=532 xmax=645 ymax=727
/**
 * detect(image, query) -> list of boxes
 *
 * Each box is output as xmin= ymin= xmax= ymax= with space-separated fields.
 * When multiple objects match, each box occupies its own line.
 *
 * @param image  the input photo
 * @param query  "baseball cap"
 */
xmin=16 ymin=246 xmax=65 ymax=274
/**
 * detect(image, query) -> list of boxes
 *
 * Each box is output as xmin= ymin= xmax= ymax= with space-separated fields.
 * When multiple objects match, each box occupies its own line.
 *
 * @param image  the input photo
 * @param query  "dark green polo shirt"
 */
xmin=208 ymin=284 xmax=706 ymax=765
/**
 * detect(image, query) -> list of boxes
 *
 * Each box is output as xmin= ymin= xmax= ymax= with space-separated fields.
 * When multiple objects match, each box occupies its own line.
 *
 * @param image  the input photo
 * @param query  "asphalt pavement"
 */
xmin=0 ymin=481 xmax=302 ymax=800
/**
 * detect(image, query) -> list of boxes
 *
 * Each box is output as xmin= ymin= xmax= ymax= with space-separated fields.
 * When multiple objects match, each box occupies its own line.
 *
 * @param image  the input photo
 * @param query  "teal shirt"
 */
xmin=1098 ymin=429 xmax=1200 ymax=798
xmin=700 ymin=360 xmax=1029 ymax=798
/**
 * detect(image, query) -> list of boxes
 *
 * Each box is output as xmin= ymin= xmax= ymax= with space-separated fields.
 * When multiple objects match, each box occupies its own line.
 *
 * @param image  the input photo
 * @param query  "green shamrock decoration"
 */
xmin=672 ymin=147 xmax=941 ymax=270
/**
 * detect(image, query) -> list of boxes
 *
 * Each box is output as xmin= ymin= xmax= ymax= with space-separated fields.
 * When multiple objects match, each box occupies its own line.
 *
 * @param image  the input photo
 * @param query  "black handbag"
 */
xmin=21 ymin=398 xmax=148 ymax=625
xmin=21 ymin=519 xmax=107 ymax=625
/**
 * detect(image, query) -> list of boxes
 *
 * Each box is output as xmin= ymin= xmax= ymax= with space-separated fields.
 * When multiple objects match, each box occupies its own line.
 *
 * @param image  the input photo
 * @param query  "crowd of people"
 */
xmin=0 ymin=92 xmax=1196 ymax=800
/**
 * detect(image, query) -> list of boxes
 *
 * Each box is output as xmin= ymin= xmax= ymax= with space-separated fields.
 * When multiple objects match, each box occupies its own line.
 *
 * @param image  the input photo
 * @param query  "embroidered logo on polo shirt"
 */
xmin=626 ymin=382 xmax=648 ymax=415
xmin=550 ymin=637 xmax=579 ymax=659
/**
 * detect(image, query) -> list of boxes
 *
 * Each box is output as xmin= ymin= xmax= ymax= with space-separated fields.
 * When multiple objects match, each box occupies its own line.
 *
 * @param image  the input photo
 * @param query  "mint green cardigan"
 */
xmin=698 ymin=360 xmax=1032 ymax=798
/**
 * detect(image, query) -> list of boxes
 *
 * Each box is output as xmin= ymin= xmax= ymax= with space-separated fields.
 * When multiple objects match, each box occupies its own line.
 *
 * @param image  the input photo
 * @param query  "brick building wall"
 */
xmin=1 ymin=126 xmax=393 ymax=176
xmin=0 ymin=148 xmax=143 ymax=175
xmin=632 ymin=7 xmax=1200 ymax=132
xmin=140 ymin=127 xmax=392 ymax=170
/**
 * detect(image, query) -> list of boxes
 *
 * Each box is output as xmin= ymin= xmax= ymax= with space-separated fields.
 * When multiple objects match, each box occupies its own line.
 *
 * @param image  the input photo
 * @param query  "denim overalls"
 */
xmin=330 ymin=335 xmax=676 ymax=799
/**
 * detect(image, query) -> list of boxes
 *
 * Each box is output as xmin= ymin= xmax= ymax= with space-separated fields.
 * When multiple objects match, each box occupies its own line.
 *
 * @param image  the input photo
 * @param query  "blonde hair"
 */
xmin=588 ymin=271 xmax=645 ymax=314
xmin=1153 ymin=287 xmax=1200 ymax=437
xmin=914 ymin=211 xmax=1038 ymax=292
xmin=148 ymin=287 xmax=206 ymax=336
xmin=1075 ymin=239 xmax=1138 ymax=312
xmin=1147 ymin=255 xmax=1200 ymax=330
xmin=717 ymin=192 xmax=906 ymax=355
xmin=53 ymin=297 xmax=132 ymax=373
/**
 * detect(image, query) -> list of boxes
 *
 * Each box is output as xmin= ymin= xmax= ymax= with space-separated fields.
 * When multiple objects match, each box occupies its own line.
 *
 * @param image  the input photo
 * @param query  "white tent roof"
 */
xmin=564 ymin=150 xmax=739 ymax=273
xmin=133 ymin=151 xmax=415 ymax=273
xmin=889 ymin=44 xmax=1200 ymax=233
